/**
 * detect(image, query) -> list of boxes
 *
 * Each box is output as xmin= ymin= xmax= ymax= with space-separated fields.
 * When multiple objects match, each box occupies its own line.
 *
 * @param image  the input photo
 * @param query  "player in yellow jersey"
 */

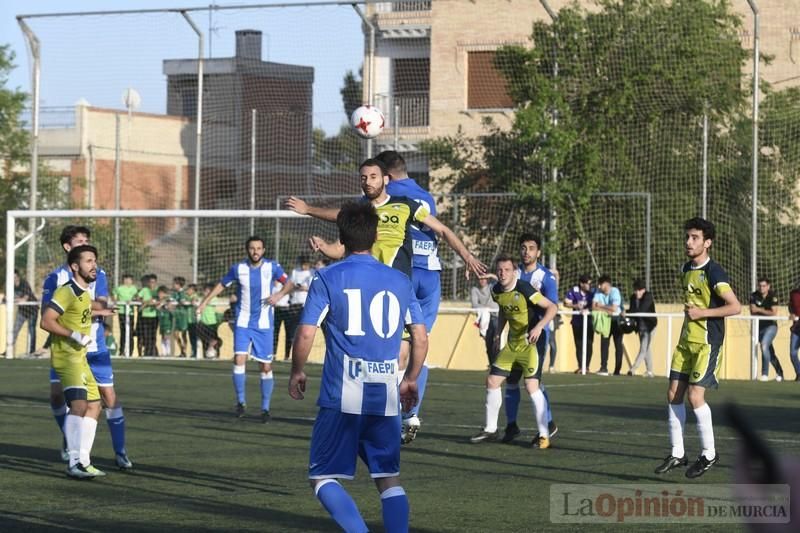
xmin=655 ymin=218 xmax=741 ymax=478
xmin=469 ymin=254 xmax=557 ymax=449
xmin=41 ymin=245 xmax=106 ymax=479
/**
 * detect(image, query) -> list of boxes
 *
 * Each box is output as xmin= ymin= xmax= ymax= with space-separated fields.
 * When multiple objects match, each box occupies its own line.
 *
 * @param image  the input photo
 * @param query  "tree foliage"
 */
xmin=422 ymin=0 xmax=800 ymax=299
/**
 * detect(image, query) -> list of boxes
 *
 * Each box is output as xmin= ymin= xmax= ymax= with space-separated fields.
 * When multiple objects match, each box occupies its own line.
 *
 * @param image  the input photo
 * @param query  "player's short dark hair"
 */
xmin=495 ymin=254 xmax=515 ymax=267
xmin=245 ymin=236 xmax=266 ymax=251
xmin=633 ymin=278 xmax=646 ymax=290
xmin=375 ymin=150 xmax=407 ymax=176
xmin=67 ymin=244 xmax=98 ymax=267
xmin=157 ymin=285 xmax=169 ymax=294
xmin=579 ymin=274 xmax=592 ymax=284
xmin=173 ymin=276 xmax=186 ymax=287
xmin=518 ymin=233 xmax=541 ymax=248
xmin=338 ymin=201 xmax=378 ymax=253
xmin=359 ymin=158 xmax=388 ymax=177
xmin=60 ymin=225 xmax=91 ymax=246
xmin=122 ymin=273 xmax=133 ymax=280
xmin=148 ymin=274 xmax=158 ymax=282
xmin=684 ymin=217 xmax=716 ymax=241
xmin=297 ymin=254 xmax=310 ymax=265
xmin=597 ymin=274 xmax=612 ymax=286
xmin=187 ymin=283 xmax=198 ymax=291
xmin=758 ymin=277 xmax=770 ymax=285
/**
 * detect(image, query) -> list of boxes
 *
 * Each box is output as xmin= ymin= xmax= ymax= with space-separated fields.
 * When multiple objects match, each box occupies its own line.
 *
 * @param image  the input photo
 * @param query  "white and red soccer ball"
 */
xmin=350 ymin=105 xmax=385 ymax=139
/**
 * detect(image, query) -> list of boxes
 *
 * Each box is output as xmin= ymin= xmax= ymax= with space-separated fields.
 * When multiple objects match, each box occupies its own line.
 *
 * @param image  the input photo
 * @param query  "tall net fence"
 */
xmin=9 ymin=0 xmax=800 ymax=311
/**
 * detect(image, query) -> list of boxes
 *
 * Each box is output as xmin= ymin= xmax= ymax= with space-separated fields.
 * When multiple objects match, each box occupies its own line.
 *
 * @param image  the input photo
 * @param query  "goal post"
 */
xmin=4 ymin=209 xmax=305 ymax=359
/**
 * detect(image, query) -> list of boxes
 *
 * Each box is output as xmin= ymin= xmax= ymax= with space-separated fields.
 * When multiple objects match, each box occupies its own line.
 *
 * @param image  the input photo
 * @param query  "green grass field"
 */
xmin=1 ymin=358 xmax=797 ymax=532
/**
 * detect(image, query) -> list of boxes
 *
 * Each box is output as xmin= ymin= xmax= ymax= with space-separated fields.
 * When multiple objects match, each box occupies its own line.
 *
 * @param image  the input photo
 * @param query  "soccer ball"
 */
xmin=350 ymin=105 xmax=385 ymax=139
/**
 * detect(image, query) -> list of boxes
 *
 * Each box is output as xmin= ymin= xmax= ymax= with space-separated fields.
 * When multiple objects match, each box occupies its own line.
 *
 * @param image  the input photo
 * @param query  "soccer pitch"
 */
xmin=1 ymin=359 xmax=797 ymax=532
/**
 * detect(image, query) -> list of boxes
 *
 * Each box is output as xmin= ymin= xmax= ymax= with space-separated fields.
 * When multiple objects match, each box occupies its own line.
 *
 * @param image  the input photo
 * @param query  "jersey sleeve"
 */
xmin=220 ymin=264 xmax=238 ymax=287
xmin=519 ymin=281 xmax=544 ymax=308
xmin=271 ymin=262 xmax=288 ymax=284
xmin=41 ymin=271 xmax=58 ymax=308
xmin=541 ymin=272 xmax=558 ymax=302
xmin=708 ymin=262 xmax=732 ymax=296
xmin=405 ymin=282 xmax=425 ymax=326
xmin=409 ymin=199 xmax=430 ymax=224
xmin=94 ymin=270 xmax=109 ymax=299
xmin=48 ymin=285 xmax=72 ymax=315
xmin=299 ymin=274 xmax=331 ymax=327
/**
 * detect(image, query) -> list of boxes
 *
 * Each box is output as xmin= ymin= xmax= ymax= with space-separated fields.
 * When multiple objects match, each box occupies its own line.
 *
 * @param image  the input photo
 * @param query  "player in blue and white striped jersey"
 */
xmin=289 ymin=201 xmax=427 ymax=533
xmin=197 ymin=236 xmax=294 ymax=421
xmin=41 ymin=225 xmax=132 ymax=469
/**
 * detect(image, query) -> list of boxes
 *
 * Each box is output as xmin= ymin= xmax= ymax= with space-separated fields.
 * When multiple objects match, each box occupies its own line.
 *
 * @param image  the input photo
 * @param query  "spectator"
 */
xmin=285 ymin=255 xmax=314 ymax=361
xmin=136 ymin=274 xmax=159 ymax=356
xmin=564 ymin=274 xmax=594 ymax=373
xmin=171 ymin=277 xmax=190 ymax=357
xmin=314 ymin=258 xmax=329 ymax=273
xmin=471 ymin=275 xmax=499 ymax=365
xmin=156 ymin=286 xmax=174 ymax=357
xmin=592 ymin=275 xmax=625 ymax=376
xmin=197 ymin=282 xmax=222 ymax=358
xmin=789 ymin=279 xmax=800 ymax=381
xmin=750 ymin=277 xmax=784 ymax=382
xmin=8 ymin=269 xmax=39 ymax=354
xmin=627 ymin=278 xmax=657 ymax=377
xmin=272 ymin=280 xmax=292 ymax=360
xmin=112 ymin=274 xmax=138 ymax=357
xmin=185 ymin=283 xmax=200 ymax=358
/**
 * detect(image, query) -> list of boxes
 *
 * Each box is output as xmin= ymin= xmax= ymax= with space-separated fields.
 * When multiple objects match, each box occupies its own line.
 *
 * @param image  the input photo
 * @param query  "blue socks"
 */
xmin=105 ymin=406 xmax=127 ymax=455
xmin=315 ymin=480 xmax=368 ymax=533
xmin=233 ymin=365 xmax=246 ymax=404
xmin=505 ymin=383 xmax=554 ymax=424
xmin=260 ymin=371 xmax=274 ymax=411
xmin=409 ymin=365 xmax=428 ymax=417
xmin=52 ymin=403 xmax=67 ymax=433
xmin=381 ymin=486 xmax=409 ymax=533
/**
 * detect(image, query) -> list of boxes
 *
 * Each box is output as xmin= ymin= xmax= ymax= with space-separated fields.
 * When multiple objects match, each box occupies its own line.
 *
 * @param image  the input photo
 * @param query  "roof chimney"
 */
xmin=236 ymin=30 xmax=262 ymax=61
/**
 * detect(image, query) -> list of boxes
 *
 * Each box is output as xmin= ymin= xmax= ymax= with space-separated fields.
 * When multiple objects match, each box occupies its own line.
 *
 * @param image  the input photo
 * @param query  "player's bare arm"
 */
xmin=41 ymin=307 xmax=91 ymax=346
xmin=309 ymin=236 xmax=345 ymax=260
xmin=399 ymin=323 xmax=428 ymax=413
xmin=288 ymin=324 xmax=315 ymax=400
xmin=286 ymin=196 xmax=339 ymax=222
xmin=529 ymin=296 xmax=557 ymax=343
xmin=265 ymin=280 xmax=295 ymax=307
xmin=420 ymin=214 xmax=487 ymax=278
xmin=686 ymin=290 xmax=741 ymax=321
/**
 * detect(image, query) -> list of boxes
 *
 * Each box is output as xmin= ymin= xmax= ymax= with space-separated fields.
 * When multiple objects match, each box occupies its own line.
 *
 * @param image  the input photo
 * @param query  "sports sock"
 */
xmin=260 ymin=371 xmax=274 ymax=411
xmin=381 ymin=486 xmax=409 ymax=533
xmin=64 ymin=414 xmax=82 ymax=468
xmin=79 ymin=416 xmax=98 ymax=467
xmin=541 ymin=384 xmax=554 ymax=424
xmin=693 ymin=403 xmax=716 ymax=460
xmin=52 ymin=403 xmax=68 ymax=433
xmin=232 ymin=364 xmax=246 ymax=404
xmin=484 ymin=387 xmax=502 ymax=433
xmin=409 ymin=365 xmax=428 ymax=417
xmin=315 ymin=479 xmax=368 ymax=533
xmin=530 ymin=389 xmax=549 ymax=438
xmin=668 ymin=403 xmax=686 ymax=458
xmin=105 ymin=406 xmax=127 ymax=455
xmin=504 ymin=383 xmax=520 ymax=424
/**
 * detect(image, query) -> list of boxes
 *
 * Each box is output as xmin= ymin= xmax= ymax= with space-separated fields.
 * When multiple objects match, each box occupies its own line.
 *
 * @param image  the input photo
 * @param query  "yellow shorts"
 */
xmin=491 ymin=341 xmax=543 ymax=380
xmin=670 ymin=341 xmax=722 ymax=389
xmin=51 ymin=351 xmax=100 ymax=402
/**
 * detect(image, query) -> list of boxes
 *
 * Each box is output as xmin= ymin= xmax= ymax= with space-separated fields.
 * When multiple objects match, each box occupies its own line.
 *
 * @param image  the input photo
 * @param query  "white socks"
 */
xmin=694 ymin=403 xmax=716 ymax=460
xmin=484 ymin=388 xmax=502 ymax=433
xmin=668 ymin=403 xmax=686 ymax=458
xmin=79 ymin=417 xmax=98 ymax=467
xmin=530 ymin=389 xmax=549 ymax=438
xmin=64 ymin=414 xmax=82 ymax=467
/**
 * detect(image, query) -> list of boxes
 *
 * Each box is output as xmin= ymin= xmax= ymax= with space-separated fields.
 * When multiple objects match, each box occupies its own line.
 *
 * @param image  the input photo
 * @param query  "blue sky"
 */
xmin=1 ymin=1 xmax=364 ymax=134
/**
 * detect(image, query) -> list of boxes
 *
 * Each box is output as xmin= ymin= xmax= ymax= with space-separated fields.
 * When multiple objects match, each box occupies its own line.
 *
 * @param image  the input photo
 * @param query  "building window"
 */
xmin=467 ymin=51 xmax=514 ymax=110
xmin=392 ymin=1 xmax=431 ymax=11
xmin=392 ymin=58 xmax=430 ymax=127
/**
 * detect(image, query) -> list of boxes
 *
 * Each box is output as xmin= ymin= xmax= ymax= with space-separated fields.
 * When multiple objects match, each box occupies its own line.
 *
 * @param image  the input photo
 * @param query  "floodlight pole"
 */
xmin=353 ymin=3 xmax=375 ymax=157
xmin=182 ymin=11 xmax=205 ymax=283
xmin=746 ymin=0 xmax=760 ymax=379
xmin=17 ymin=17 xmax=41 ymax=290
xmin=539 ymin=1 xmax=558 ymax=272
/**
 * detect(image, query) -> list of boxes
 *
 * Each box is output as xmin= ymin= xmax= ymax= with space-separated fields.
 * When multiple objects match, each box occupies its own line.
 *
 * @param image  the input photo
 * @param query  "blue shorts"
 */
xmin=233 ymin=327 xmax=273 ymax=362
xmin=309 ymin=407 xmax=401 ymax=480
xmin=49 ymin=351 xmax=114 ymax=387
xmin=412 ymin=267 xmax=441 ymax=332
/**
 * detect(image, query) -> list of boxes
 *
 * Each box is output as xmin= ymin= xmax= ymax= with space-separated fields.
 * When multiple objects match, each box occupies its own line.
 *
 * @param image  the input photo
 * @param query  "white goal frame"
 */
xmin=5 ymin=209 xmax=304 ymax=359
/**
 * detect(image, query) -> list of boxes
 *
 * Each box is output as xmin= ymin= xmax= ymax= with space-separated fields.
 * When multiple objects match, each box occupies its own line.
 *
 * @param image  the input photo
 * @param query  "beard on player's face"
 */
xmin=362 ymin=181 xmax=384 ymax=200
